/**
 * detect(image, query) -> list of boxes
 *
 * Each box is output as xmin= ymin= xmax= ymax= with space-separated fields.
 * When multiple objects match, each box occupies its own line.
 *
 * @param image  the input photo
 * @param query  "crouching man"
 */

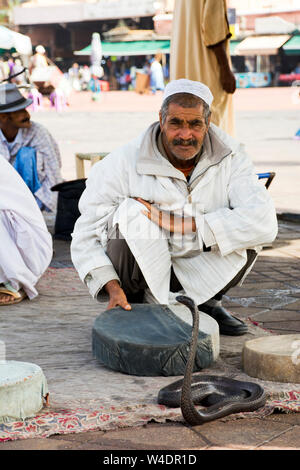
xmin=71 ymin=79 xmax=278 ymax=336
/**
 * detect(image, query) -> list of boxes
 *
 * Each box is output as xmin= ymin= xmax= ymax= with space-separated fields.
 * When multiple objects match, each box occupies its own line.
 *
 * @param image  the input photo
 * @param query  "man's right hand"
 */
xmin=104 ymin=280 xmax=131 ymax=311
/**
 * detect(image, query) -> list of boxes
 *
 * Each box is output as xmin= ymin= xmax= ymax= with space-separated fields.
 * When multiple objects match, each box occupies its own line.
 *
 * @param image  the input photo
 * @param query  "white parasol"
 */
xmin=0 ymin=25 xmax=32 ymax=55
xmin=90 ymin=32 xmax=104 ymax=78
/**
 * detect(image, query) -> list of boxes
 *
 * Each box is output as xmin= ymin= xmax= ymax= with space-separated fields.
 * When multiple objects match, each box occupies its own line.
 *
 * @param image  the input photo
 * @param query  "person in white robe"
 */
xmin=71 ymin=79 xmax=278 ymax=336
xmin=0 ymin=157 xmax=53 ymax=305
xmin=150 ymin=55 xmax=165 ymax=94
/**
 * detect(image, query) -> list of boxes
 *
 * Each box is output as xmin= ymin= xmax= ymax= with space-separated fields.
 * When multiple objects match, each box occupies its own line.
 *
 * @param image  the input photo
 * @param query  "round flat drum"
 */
xmin=0 ymin=361 xmax=48 ymax=423
xmin=92 ymin=303 xmax=218 ymax=376
xmin=243 ymin=334 xmax=300 ymax=383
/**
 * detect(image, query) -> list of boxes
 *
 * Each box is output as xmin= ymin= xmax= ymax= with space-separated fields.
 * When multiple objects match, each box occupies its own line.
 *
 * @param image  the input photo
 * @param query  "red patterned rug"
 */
xmin=1 ymin=390 xmax=299 ymax=442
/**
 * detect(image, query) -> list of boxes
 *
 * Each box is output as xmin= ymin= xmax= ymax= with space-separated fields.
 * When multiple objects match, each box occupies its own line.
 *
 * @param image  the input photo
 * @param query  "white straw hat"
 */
xmin=163 ymin=79 xmax=214 ymax=107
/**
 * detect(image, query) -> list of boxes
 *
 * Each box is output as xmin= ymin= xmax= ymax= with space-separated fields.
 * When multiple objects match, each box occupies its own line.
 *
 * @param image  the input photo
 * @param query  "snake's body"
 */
xmin=158 ymin=296 xmax=266 ymax=425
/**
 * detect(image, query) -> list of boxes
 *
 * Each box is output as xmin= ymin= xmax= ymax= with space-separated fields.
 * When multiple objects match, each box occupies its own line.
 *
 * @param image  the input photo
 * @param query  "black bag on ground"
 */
xmin=51 ymin=179 xmax=86 ymax=241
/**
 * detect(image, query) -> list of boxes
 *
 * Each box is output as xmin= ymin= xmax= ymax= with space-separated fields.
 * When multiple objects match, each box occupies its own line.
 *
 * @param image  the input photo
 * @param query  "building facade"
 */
xmin=12 ymin=0 xmax=173 ymax=62
xmin=9 ymin=0 xmax=300 ymax=87
xmin=229 ymin=0 xmax=300 ymax=31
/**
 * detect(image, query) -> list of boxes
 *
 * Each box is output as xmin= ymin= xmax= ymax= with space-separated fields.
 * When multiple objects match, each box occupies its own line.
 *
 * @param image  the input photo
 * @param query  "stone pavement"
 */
xmin=1 ymin=219 xmax=299 ymax=452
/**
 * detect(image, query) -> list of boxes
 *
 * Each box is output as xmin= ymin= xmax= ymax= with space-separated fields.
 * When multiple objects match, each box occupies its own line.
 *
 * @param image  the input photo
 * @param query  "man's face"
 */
xmin=5 ymin=108 xmax=31 ymax=129
xmin=159 ymin=102 xmax=210 ymax=162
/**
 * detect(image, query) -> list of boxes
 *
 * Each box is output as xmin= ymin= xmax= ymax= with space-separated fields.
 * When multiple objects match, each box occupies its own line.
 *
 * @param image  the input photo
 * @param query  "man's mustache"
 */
xmin=172 ymin=138 xmax=198 ymax=147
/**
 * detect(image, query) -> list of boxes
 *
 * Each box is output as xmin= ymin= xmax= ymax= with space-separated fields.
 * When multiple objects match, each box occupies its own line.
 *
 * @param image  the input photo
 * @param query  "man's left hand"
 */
xmin=136 ymin=198 xmax=195 ymax=235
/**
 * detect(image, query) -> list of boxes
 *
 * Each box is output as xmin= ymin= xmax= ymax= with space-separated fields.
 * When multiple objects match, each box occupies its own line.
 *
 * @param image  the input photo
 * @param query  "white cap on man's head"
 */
xmin=35 ymin=45 xmax=45 ymax=54
xmin=163 ymin=79 xmax=214 ymax=107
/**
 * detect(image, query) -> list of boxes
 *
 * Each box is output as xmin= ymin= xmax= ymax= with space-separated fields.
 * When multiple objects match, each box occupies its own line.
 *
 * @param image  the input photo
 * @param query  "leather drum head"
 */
xmin=92 ymin=303 xmax=215 ymax=376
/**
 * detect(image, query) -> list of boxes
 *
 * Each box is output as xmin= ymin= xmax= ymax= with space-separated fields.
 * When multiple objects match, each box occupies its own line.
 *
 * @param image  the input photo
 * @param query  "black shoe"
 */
xmin=198 ymin=303 xmax=248 ymax=336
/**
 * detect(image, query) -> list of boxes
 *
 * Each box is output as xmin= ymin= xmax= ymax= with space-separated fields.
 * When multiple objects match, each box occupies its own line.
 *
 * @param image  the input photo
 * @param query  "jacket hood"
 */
xmin=136 ymin=121 xmax=232 ymax=181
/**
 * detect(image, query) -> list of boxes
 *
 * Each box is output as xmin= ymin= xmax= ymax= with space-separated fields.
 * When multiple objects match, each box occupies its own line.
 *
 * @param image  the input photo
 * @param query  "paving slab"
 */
xmin=192 ymin=418 xmax=293 ymax=450
xmin=250 ymin=309 xmax=300 ymax=322
xmin=70 ymin=423 xmax=209 ymax=450
xmin=265 ymin=412 xmax=300 ymax=425
xmin=0 ymin=437 xmax=75 ymax=450
xmin=256 ymin=426 xmax=300 ymax=450
xmin=222 ymin=305 xmax=269 ymax=321
xmin=251 ymin=308 xmax=300 ymax=335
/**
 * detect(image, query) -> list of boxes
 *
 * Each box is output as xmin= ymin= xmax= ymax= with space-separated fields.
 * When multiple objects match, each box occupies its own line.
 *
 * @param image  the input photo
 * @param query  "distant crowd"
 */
xmin=0 ymin=45 xmax=169 ymax=96
xmin=66 ymin=53 xmax=168 ymax=94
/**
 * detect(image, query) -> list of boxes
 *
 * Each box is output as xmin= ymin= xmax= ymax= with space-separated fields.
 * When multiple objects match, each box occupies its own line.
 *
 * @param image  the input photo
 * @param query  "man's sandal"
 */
xmin=0 ymin=288 xmax=27 ymax=306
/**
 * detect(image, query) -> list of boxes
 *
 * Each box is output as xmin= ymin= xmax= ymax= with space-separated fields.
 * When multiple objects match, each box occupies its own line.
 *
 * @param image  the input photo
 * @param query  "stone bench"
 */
xmin=75 ymin=152 xmax=108 ymax=179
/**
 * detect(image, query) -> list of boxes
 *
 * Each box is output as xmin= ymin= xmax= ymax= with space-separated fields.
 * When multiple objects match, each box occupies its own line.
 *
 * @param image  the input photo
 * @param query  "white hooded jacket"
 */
xmin=71 ymin=122 xmax=278 ymax=305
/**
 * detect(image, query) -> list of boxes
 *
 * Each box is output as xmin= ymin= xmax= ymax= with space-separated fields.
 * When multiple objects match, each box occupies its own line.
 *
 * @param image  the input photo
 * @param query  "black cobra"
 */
xmin=158 ymin=295 xmax=266 ymax=425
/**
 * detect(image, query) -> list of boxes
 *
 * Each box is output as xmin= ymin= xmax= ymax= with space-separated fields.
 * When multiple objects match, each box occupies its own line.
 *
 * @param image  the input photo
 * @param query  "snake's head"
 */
xmin=176 ymin=295 xmax=197 ymax=313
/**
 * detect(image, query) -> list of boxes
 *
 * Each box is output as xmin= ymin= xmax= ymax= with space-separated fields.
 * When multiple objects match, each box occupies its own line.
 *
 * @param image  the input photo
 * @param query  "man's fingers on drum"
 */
xmin=107 ymin=298 xmax=131 ymax=311
xmin=119 ymin=297 xmax=132 ymax=310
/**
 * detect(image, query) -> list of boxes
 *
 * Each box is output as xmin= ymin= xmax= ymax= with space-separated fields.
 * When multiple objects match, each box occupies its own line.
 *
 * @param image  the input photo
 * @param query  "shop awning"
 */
xmin=282 ymin=35 xmax=300 ymax=55
xmin=74 ymin=40 xmax=170 ymax=57
xmin=235 ymin=35 xmax=291 ymax=55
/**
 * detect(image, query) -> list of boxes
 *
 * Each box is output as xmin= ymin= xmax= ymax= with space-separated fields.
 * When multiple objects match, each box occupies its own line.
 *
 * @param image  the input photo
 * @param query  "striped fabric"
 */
xmin=0 ymin=121 xmax=62 ymax=212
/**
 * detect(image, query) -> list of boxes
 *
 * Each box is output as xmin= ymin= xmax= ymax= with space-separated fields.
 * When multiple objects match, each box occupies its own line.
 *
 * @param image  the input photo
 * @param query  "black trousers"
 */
xmin=106 ymin=232 xmax=257 ymax=303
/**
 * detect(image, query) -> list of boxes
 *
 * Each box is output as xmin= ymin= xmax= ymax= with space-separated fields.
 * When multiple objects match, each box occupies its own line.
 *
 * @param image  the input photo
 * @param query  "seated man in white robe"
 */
xmin=0 ymin=83 xmax=62 ymax=212
xmin=71 ymin=79 xmax=278 ymax=336
xmin=0 ymin=157 xmax=53 ymax=305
